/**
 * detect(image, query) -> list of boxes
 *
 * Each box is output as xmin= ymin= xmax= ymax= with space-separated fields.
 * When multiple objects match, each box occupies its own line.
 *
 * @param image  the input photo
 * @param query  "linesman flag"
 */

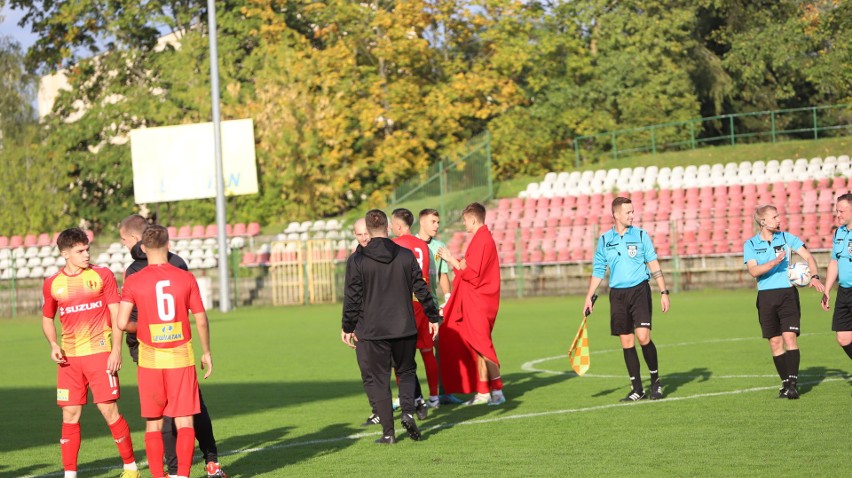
xmin=568 ymin=294 xmax=597 ymax=376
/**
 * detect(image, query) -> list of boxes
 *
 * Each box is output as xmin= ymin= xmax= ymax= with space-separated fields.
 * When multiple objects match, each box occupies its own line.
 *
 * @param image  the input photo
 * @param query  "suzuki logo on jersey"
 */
xmin=150 ymin=322 xmax=185 ymax=343
xmin=59 ymin=301 xmax=103 ymax=316
xmin=627 ymin=245 xmax=638 ymax=257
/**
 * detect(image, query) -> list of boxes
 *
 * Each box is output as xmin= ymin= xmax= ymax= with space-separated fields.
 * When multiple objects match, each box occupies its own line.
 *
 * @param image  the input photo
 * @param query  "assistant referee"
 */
xmin=584 ymin=197 xmax=671 ymax=402
xmin=820 ymin=193 xmax=852 ymax=366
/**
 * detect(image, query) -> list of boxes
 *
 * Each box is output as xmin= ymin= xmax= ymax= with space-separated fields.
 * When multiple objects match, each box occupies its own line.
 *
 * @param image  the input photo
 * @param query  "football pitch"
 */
xmin=2 ymin=288 xmax=850 ymax=477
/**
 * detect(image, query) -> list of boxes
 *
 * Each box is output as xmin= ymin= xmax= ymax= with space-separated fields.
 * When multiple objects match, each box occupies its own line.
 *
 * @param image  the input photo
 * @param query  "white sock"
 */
xmin=123 ymin=462 xmax=138 ymax=471
xmin=429 ymin=395 xmax=439 ymax=401
xmin=64 ymin=472 xmax=78 ymax=478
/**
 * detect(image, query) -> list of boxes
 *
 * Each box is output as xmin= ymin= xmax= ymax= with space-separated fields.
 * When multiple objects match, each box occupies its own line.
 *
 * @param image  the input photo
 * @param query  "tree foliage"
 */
xmin=1 ymin=0 xmax=849 ymax=236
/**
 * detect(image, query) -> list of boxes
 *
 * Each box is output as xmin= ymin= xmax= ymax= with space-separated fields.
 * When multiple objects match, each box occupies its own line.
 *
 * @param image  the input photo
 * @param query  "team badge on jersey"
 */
xmin=85 ymin=278 xmax=100 ymax=290
xmin=627 ymin=245 xmax=638 ymax=258
xmin=57 ymin=389 xmax=69 ymax=401
xmin=847 ymin=241 xmax=852 ymax=256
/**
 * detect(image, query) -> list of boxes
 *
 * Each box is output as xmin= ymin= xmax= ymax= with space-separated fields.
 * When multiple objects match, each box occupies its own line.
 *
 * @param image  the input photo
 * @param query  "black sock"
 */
xmin=843 ymin=343 xmax=852 ymax=360
xmin=772 ymin=353 xmax=788 ymax=384
xmin=623 ymin=347 xmax=643 ymax=392
xmin=785 ymin=349 xmax=800 ymax=384
xmin=641 ymin=340 xmax=659 ymax=383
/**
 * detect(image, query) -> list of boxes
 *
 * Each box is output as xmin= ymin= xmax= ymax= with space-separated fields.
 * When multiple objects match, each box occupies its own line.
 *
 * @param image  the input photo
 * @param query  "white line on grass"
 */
xmin=521 ymin=332 xmax=835 ymax=377
xmin=21 ymin=376 xmax=851 ymax=478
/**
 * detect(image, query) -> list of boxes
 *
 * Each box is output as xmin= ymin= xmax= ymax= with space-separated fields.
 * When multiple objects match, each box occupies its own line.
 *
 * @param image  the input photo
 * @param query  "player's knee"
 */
xmin=837 ymin=335 xmax=852 ymax=347
xmin=62 ymin=406 xmax=82 ymax=423
xmin=96 ymin=402 xmax=120 ymax=423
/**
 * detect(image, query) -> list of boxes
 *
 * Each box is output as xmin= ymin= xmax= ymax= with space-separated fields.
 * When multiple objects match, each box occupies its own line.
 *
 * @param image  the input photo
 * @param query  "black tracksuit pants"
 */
xmin=356 ymin=335 xmax=418 ymax=437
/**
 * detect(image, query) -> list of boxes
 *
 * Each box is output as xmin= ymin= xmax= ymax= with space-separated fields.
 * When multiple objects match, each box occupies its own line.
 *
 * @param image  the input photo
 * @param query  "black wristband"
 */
xmin=811 ymin=275 xmax=820 ymax=280
xmin=661 ymin=289 xmax=670 ymax=295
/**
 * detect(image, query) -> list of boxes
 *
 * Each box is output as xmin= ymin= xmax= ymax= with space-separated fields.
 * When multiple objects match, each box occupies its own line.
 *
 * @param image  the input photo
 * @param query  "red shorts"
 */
xmin=137 ymin=366 xmax=200 ymax=419
xmin=57 ymin=352 xmax=120 ymax=406
xmin=414 ymin=302 xmax=434 ymax=349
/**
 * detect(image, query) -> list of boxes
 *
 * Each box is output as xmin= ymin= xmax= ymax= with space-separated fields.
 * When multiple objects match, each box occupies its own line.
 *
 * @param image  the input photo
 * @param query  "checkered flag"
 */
xmin=568 ymin=294 xmax=596 ymax=376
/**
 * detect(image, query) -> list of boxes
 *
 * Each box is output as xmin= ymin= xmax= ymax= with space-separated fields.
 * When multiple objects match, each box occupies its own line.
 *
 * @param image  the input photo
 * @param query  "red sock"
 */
xmin=145 ymin=431 xmax=165 ymax=478
xmin=108 ymin=415 xmax=135 ymax=464
xmin=476 ymin=380 xmax=490 ymax=394
xmin=176 ymin=426 xmax=196 ymax=477
xmin=61 ymin=422 xmax=81 ymax=471
xmin=420 ymin=349 xmax=439 ymax=397
xmin=489 ymin=376 xmax=504 ymax=391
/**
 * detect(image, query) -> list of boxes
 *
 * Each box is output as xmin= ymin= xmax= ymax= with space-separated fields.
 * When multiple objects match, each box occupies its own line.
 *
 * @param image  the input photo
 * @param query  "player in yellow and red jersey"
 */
xmin=117 ymin=225 xmax=212 ymax=478
xmin=42 ymin=228 xmax=140 ymax=478
xmin=390 ymin=208 xmax=441 ymax=410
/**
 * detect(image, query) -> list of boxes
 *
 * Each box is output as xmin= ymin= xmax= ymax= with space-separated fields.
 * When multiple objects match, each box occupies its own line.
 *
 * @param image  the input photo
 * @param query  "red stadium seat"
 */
xmin=167 ymin=226 xmax=178 ymax=238
xmin=85 ymin=230 xmax=94 ymax=243
xmin=240 ymin=252 xmax=257 ymax=266
xmin=36 ymin=233 xmax=51 ymax=247
xmin=177 ymin=226 xmax=191 ymax=239
xmin=247 ymin=222 xmax=261 ymax=236
xmin=204 ymin=224 xmax=218 ymax=238
xmin=0 ymin=236 xmax=7 ymax=248
xmin=191 ymin=225 xmax=206 ymax=238
xmin=24 ymin=234 xmax=37 ymax=247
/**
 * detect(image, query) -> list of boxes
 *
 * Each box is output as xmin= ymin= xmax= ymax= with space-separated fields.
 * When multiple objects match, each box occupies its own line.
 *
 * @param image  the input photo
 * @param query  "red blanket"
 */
xmin=438 ymin=225 xmax=501 ymax=393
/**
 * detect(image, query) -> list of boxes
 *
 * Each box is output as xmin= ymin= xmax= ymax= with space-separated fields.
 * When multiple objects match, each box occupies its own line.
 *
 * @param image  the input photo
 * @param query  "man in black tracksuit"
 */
xmin=119 ymin=215 xmax=226 ymax=477
xmin=341 ymin=210 xmax=440 ymax=444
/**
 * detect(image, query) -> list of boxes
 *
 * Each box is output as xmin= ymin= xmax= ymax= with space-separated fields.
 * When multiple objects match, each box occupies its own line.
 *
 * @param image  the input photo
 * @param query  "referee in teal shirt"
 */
xmin=744 ymin=204 xmax=824 ymax=399
xmin=820 ymin=193 xmax=852 ymax=366
xmin=585 ymin=197 xmax=671 ymax=402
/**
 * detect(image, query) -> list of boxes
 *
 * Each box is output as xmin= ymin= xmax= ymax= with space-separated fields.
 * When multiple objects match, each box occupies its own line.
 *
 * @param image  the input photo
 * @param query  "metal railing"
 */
xmin=573 ymin=104 xmax=852 ymax=166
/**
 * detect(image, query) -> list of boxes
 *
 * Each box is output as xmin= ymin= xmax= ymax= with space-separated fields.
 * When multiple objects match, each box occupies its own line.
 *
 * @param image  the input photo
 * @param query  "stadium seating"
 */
xmin=520 ymin=156 xmax=851 ymax=199
xmin=444 ymin=177 xmax=848 ymax=264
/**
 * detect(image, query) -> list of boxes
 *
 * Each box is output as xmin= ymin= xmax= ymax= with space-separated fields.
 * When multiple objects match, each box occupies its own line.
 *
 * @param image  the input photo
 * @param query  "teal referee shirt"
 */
xmin=592 ymin=226 xmax=657 ymax=289
xmin=831 ymin=225 xmax=852 ymax=288
xmin=743 ymin=231 xmax=804 ymax=291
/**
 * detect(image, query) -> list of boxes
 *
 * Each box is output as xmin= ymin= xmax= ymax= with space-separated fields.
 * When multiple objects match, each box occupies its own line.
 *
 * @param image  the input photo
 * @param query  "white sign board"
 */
xmin=129 ymin=119 xmax=258 ymax=203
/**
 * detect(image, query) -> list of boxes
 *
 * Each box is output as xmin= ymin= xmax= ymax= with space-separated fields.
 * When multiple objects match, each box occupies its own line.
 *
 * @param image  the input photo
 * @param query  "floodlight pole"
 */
xmin=207 ymin=0 xmax=231 ymax=312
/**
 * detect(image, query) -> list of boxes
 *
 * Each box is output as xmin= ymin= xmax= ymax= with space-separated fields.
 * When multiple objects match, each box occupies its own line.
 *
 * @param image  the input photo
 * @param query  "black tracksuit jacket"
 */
xmin=342 ymin=237 xmax=440 ymax=340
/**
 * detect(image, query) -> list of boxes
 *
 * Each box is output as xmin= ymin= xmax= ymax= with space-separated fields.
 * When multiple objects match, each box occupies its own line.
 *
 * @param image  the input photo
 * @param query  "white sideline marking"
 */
xmin=521 ymin=332 xmax=834 ymax=376
xmin=21 ymin=375 xmax=851 ymax=478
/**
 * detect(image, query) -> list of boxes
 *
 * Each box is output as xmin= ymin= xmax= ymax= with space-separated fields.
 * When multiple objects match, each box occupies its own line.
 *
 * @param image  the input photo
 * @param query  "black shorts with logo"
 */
xmin=832 ymin=286 xmax=852 ymax=332
xmin=609 ymin=281 xmax=652 ymax=336
xmin=755 ymin=287 xmax=800 ymax=338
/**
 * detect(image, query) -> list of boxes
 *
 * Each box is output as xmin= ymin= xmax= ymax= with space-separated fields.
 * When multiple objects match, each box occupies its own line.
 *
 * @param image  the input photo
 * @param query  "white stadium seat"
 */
xmin=16 ymin=267 xmax=30 ymax=279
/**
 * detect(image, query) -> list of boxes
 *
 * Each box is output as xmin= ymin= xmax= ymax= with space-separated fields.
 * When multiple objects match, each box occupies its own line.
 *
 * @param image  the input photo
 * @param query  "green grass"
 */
xmin=2 ymin=289 xmax=850 ymax=477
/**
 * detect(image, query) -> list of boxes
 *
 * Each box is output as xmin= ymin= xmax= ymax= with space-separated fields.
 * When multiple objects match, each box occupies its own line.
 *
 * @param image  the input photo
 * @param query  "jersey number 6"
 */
xmin=155 ymin=280 xmax=175 ymax=322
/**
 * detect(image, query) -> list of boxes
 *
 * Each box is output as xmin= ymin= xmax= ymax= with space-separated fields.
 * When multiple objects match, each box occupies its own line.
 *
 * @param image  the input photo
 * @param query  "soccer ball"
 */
xmin=788 ymin=262 xmax=811 ymax=287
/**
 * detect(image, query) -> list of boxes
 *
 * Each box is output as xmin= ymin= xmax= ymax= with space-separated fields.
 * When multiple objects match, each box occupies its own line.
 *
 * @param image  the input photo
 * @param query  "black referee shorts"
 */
xmin=755 ymin=287 xmax=801 ymax=339
xmin=832 ymin=286 xmax=852 ymax=332
xmin=609 ymin=281 xmax=652 ymax=336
